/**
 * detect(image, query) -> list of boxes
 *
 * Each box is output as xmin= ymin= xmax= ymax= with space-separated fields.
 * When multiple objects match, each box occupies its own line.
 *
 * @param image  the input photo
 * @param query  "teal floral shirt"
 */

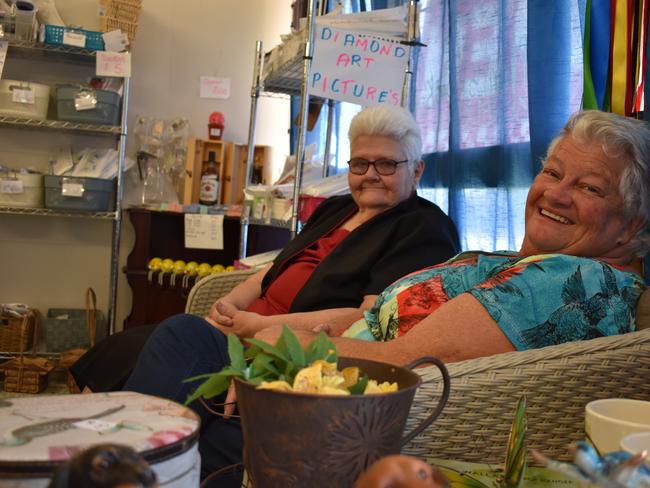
xmin=341 ymin=252 xmax=645 ymax=350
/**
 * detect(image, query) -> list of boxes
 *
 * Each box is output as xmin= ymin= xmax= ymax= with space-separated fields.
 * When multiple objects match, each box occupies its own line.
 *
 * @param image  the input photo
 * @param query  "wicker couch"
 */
xmin=185 ymin=270 xmax=650 ymax=462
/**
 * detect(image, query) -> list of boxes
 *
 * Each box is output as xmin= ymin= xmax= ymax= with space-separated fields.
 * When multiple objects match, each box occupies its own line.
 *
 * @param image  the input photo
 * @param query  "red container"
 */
xmin=298 ymin=195 xmax=326 ymax=223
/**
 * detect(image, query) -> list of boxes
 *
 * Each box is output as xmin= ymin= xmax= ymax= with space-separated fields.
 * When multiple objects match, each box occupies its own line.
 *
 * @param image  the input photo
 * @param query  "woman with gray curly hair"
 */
xmin=260 ymin=109 xmax=650 ymax=362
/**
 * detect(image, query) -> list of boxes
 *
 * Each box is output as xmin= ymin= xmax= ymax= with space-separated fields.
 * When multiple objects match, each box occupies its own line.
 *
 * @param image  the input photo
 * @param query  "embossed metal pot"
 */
xmin=234 ymin=356 xmax=450 ymax=488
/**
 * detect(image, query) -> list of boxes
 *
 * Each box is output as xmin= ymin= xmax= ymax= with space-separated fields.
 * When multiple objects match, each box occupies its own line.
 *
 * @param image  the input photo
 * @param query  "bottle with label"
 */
xmin=199 ymin=151 xmax=219 ymax=206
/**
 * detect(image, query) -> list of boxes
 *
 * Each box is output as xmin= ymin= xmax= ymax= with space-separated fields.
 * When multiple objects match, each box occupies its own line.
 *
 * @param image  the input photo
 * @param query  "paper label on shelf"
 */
xmin=97 ymin=51 xmax=131 ymax=77
xmin=0 ymin=41 xmax=7 ymax=79
xmin=311 ymin=22 xmax=410 ymax=106
xmin=0 ymin=179 xmax=24 ymax=194
xmin=102 ymin=30 xmax=129 ymax=53
xmin=63 ymin=31 xmax=87 ymax=48
xmin=62 ymin=181 xmax=84 ymax=197
xmin=11 ymin=87 xmax=35 ymax=104
xmin=200 ymin=76 xmax=230 ymax=99
xmin=184 ymin=214 xmax=224 ymax=250
xmin=74 ymin=91 xmax=98 ymax=111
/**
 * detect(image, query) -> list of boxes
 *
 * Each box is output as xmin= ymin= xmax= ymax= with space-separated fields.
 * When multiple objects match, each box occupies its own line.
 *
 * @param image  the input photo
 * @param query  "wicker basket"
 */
xmin=0 ymin=356 xmax=55 ymax=394
xmin=100 ymin=0 xmax=143 ymax=47
xmin=0 ymin=311 xmax=35 ymax=353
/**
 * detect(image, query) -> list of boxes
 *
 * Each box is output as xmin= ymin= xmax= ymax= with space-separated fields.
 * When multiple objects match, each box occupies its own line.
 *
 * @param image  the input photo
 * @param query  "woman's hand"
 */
xmin=207 ymin=299 xmax=240 ymax=327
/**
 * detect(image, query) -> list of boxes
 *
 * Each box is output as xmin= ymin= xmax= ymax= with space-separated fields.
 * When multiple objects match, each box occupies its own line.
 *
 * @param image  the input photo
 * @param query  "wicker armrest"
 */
xmin=402 ymin=327 xmax=650 ymax=463
xmin=185 ymin=269 xmax=257 ymax=317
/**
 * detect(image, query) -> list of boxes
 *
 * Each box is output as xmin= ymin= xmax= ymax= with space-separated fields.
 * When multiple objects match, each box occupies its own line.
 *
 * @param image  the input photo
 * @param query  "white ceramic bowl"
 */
xmin=620 ymin=431 xmax=650 ymax=467
xmin=585 ymin=399 xmax=650 ymax=454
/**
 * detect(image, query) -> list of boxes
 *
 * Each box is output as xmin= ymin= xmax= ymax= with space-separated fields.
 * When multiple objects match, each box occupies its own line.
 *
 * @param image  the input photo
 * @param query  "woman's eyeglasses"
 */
xmin=347 ymin=158 xmax=409 ymax=176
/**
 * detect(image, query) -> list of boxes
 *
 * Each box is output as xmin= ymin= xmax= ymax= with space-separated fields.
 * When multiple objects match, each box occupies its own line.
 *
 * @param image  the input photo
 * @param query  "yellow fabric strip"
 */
xmin=611 ymin=0 xmax=630 ymax=115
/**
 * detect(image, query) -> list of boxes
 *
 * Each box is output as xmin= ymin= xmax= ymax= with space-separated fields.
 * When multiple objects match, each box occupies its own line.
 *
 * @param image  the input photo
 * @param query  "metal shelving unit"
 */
xmin=238 ymin=1 xmax=420 ymax=258
xmin=1 ymin=40 xmax=130 ymax=334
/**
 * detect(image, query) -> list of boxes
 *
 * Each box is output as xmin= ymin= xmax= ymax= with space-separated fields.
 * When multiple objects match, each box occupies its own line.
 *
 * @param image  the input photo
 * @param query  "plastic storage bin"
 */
xmin=0 ymin=80 xmax=50 ymax=120
xmin=56 ymin=86 xmax=121 ymax=125
xmin=44 ymin=175 xmax=116 ymax=212
xmin=43 ymin=24 xmax=105 ymax=50
xmin=0 ymin=172 xmax=44 ymax=208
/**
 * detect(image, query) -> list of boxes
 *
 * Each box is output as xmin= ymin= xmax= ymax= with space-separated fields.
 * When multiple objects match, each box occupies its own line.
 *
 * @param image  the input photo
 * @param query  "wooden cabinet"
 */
xmin=183 ymin=139 xmax=273 ymax=205
xmin=123 ymin=208 xmax=291 ymax=328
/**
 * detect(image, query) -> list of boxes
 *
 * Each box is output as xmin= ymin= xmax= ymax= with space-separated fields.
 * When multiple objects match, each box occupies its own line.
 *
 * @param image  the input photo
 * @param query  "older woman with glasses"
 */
xmin=71 ymin=105 xmax=458 ymax=479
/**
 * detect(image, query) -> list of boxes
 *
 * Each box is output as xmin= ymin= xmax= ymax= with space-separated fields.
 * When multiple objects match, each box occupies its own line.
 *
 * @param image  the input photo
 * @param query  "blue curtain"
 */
xmin=416 ymin=0 xmax=584 ymax=251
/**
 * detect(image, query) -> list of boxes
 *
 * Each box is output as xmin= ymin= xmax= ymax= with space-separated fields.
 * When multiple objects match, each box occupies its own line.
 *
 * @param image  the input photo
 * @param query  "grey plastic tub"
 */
xmin=44 ymin=175 xmax=116 ymax=212
xmin=56 ymin=86 xmax=121 ymax=125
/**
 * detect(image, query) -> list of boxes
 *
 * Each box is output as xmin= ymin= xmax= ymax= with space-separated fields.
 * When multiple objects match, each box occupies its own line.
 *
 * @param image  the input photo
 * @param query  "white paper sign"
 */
xmin=102 ymin=30 xmax=128 ymax=52
xmin=63 ymin=31 xmax=86 ymax=48
xmin=311 ymin=22 xmax=409 ymax=106
xmin=0 ymin=41 xmax=7 ymax=80
xmin=11 ymin=87 xmax=34 ymax=104
xmin=0 ymin=179 xmax=24 ymax=194
xmin=200 ymin=76 xmax=231 ymax=99
xmin=97 ymin=51 xmax=131 ymax=77
xmin=184 ymin=214 xmax=224 ymax=250
xmin=62 ymin=181 xmax=84 ymax=197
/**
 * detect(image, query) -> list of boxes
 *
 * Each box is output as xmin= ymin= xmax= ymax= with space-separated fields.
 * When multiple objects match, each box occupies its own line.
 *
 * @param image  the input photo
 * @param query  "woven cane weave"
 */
xmin=402 ymin=326 xmax=650 ymax=463
xmin=185 ymin=269 xmax=257 ymax=317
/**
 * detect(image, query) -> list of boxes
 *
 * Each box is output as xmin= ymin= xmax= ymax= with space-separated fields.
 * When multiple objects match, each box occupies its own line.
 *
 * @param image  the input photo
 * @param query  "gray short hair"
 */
xmin=545 ymin=110 xmax=650 ymax=256
xmin=348 ymin=105 xmax=422 ymax=171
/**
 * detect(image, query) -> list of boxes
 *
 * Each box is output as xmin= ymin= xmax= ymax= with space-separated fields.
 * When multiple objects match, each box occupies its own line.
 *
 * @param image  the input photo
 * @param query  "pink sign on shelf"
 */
xmin=200 ymin=76 xmax=231 ymax=99
xmin=96 ymin=51 xmax=131 ymax=77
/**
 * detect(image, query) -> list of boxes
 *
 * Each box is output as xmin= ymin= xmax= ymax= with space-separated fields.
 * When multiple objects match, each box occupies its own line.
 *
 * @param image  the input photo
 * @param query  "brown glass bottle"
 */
xmin=199 ymin=151 xmax=219 ymax=205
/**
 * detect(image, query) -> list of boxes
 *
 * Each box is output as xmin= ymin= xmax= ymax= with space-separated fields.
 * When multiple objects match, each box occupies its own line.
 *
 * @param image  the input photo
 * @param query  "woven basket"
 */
xmin=0 ymin=311 xmax=35 ymax=352
xmin=100 ymin=0 xmax=143 ymax=46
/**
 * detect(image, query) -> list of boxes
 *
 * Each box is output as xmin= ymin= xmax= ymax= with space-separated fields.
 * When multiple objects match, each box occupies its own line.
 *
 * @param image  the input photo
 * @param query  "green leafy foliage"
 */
xmin=183 ymin=325 xmax=339 ymax=405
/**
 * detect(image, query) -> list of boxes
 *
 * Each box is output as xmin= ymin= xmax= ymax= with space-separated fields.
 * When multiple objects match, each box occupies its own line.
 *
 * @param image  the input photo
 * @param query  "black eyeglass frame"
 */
xmin=346 ymin=158 xmax=410 ymax=176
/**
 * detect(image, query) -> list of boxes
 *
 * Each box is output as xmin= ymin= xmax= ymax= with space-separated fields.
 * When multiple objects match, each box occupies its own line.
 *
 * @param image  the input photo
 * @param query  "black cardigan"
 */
xmin=261 ymin=194 xmax=460 ymax=313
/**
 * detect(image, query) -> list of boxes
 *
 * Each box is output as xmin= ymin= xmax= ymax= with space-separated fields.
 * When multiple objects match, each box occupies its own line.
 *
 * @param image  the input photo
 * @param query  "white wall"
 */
xmin=1 ymin=0 xmax=292 ymax=331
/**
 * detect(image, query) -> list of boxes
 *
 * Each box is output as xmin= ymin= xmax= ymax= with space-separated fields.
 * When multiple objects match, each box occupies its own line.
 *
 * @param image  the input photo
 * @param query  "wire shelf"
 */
xmin=245 ymin=217 xmax=293 ymax=230
xmin=0 ymin=206 xmax=118 ymax=219
xmin=0 ymin=115 xmax=122 ymax=136
xmin=6 ymin=39 xmax=98 ymax=64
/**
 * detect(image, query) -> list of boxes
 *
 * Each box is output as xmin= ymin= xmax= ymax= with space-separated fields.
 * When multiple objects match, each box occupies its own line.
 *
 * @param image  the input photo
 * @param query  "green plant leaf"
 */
xmin=184 ymin=372 xmax=229 ymax=405
xmin=347 ymin=374 xmax=369 ymax=395
xmin=280 ymin=325 xmax=306 ymax=368
xmin=249 ymin=353 xmax=281 ymax=379
xmin=244 ymin=343 xmax=262 ymax=359
xmin=245 ymin=338 xmax=289 ymax=362
xmin=305 ymin=331 xmax=337 ymax=364
xmin=227 ymin=333 xmax=246 ymax=373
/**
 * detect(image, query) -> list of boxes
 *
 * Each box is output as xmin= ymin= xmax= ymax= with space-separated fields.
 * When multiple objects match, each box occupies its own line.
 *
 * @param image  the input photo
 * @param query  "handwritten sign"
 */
xmin=0 ymin=41 xmax=7 ymax=79
xmin=200 ymin=76 xmax=231 ymax=99
xmin=184 ymin=214 xmax=224 ymax=250
xmin=311 ymin=23 xmax=409 ymax=106
xmin=96 ymin=51 xmax=131 ymax=77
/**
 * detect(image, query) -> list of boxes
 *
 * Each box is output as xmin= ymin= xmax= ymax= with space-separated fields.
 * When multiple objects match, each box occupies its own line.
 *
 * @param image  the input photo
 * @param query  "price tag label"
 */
xmin=74 ymin=91 xmax=98 ymax=111
xmin=62 ymin=181 xmax=84 ymax=197
xmin=199 ymin=76 xmax=231 ymax=99
xmin=11 ymin=87 xmax=35 ymax=104
xmin=0 ymin=179 xmax=24 ymax=194
xmin=63 ymin=31 xmax=86 ymax=48
xmin=96 ymin=51 xmax=131 ymax=77
xmin=0 ymin=41 xmax=8 ymax=79
xmin=73 ymin=419 xmax=117 ymax=433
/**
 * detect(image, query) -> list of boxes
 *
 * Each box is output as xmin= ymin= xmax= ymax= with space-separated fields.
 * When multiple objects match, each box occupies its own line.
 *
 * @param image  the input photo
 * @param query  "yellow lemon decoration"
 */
xmin=185 ymin=261 xmax=199 ymax=276
xmin=173 ymin=260 xmax=186 ymax=275
xmin=147 ymin=257 xmax=162 ymax=271
xmin=197 ymin=262 xmax=212 ymax=278
xmin=211 ymin=264 xmax=225 ymax=274
xmin=225 ymin=265 xmax=235 ymax=272
xmin=160 ymin=258 xmax=174 ymax=273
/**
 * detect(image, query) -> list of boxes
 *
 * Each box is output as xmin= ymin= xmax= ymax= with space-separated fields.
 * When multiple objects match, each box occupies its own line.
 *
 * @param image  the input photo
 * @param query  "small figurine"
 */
xmin=532 ymin=440 xmax=650 ymax=488
xmin=48 ymin=443 xmax=158 ymax=488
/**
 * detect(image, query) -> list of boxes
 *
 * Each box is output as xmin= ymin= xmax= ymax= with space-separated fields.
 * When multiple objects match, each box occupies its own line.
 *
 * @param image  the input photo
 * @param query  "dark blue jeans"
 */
xmin=123 ymin=314 xmax=243 ymax=484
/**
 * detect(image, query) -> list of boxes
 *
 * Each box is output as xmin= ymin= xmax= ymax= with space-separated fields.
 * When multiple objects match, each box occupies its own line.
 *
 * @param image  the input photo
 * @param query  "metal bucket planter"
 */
xmin=235 ymin=356 xmax=450 ymax=488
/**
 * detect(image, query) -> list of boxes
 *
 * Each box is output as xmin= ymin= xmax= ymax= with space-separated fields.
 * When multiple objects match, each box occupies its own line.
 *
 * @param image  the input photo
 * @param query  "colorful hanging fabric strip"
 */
xmin=583 ymin=0 xmax=648 ymax=115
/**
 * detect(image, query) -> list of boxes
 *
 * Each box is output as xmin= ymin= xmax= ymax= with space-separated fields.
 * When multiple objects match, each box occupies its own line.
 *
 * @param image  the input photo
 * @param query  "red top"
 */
xmin=246 ymin=227 xmax=350 ymax=316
